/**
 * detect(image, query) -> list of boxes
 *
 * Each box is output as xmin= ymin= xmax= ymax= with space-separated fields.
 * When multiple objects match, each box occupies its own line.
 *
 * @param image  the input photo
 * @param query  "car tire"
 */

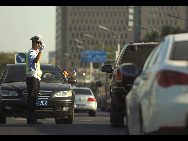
xmin=127 ymin=105 xmax=144 ymax=135
xmin=64 ymin=109 xmax=74 ymax=124
xmin=89 ymin=110 xmax=96 ymax=117
xmin=110 ymin=99 xmax=124 ymax=127
xmin=0 ymin=115 xmax=6 ymax=124
xmin=55 ymin=109 xmax=74 ymax=124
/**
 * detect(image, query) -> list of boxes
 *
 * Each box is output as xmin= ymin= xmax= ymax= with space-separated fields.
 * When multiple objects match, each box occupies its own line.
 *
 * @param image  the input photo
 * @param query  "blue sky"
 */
xmin=0 ymin=6 xmax=56 ymax=63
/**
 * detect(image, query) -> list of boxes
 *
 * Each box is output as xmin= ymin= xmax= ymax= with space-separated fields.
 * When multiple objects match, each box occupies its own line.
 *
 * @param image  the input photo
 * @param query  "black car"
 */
xmin=0 ymin=64 xmax=76 ymax=124
xmin=102 ymin=42 xmax=158 ymax=127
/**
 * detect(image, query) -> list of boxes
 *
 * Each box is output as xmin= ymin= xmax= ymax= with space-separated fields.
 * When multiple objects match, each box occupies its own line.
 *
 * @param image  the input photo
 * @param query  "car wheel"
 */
xmin=110 ymin=98 xmax=124 ymax=127
xmin=0 ymin=115 xmax=6 ymax=124
xmin=55 ymin=116 xmax=64 ymax=124
xmin=126 ymin=113 xmax=130 ymax=135
xmin=64 ymin=109 xmax=74 ymax=124
xmin=55 ymin=109 xmax=74 ymax=124
xmin=128 ymin=105 xmax=144 ymax=135
xmin=89 ymin=110 xmax=96 ymax=117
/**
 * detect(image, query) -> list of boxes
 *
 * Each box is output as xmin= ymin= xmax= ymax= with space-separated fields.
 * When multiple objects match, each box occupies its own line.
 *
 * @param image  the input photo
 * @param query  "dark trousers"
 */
xmin=26 ymin=77 xmax=40 ymax=122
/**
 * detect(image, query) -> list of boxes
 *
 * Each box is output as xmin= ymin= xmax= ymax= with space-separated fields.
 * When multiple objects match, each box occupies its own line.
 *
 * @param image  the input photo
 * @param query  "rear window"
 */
xmin=73 ymin=88 xmax=93 ymax=95
xmin=121 ymin=44 xmax=157 ymax=72
xmin=171 ymin=41 xmax=188 ymax=61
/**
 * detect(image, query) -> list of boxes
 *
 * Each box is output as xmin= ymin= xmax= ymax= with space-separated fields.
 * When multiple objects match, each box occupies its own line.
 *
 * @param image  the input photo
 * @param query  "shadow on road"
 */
xmin=0 ymin=124 xmax=126 ymax=135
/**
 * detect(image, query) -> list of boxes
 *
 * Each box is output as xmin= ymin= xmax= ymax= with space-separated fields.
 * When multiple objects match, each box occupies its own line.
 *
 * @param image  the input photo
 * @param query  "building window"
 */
xmin=72 ymin=61 xmax=74 ymax=67
xmin=148 ymin=19 xmax=150 ymax=24
xmin=175 ymin=19 xmax=177 ymax=25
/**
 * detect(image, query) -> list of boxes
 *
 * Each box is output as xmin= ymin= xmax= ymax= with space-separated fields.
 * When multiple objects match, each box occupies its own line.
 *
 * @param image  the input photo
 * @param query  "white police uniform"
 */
xmin=26 ymin=35 xmax=44 ymax=124
xmin=26 ymin=48 xmax=42 ymax=81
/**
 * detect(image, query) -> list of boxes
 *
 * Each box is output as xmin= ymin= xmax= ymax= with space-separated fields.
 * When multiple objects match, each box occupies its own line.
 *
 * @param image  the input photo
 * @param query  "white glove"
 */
xmin=39 ymin=43 xmax=45 ymax=52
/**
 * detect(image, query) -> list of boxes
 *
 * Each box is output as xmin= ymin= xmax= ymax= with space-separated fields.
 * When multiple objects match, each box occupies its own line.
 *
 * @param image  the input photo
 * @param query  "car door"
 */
xmin=126 ymin=42 xmax=165 ymax=134
xmin=129 ymin=45 xmax=157 ymax=102
xmin=136 ymin=40 xmax=165 ymax=123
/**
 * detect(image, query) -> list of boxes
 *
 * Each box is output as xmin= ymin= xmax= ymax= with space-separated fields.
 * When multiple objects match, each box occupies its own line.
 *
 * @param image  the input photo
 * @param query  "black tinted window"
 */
xmin=171 ymin=41 xmax=188 ymax=61
xmin=40 ymin=65 xmax=65 ymax=83
xmin=3 ymin=65 xmax=26 ymax=83
xmin=122 ymin=65 xmax=137 ymax=75
xmin=73 ymin=88 xmax=92 ymax=95
xmin=121 ymin=44 xmax=156 ymax=72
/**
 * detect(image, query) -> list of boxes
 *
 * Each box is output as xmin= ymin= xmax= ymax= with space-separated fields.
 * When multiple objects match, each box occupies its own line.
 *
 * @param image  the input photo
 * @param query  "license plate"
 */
xmin=36 ymin=100 xmax=48 ymax=106
xmin=75 ymin=104 xmax=86 ymax=108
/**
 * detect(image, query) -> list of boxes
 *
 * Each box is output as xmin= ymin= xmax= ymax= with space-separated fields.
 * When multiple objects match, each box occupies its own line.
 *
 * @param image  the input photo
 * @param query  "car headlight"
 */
xmin=55 ymin=91 xmax=72 ymax=97
xmin=1 ymin=90 xmax=18 ymax=96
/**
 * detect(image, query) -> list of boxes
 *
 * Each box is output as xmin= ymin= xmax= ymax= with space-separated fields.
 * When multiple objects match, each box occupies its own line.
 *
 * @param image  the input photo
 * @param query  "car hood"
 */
xmin=0 ymin=82 xmax=71 ymax=92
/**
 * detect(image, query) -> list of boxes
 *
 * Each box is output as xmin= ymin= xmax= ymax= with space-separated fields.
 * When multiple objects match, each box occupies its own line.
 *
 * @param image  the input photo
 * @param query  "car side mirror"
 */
xmin=68 ymin=78 xmax=77 ymax=84
xmin=101 ymin=65 xmax=113 ymax=73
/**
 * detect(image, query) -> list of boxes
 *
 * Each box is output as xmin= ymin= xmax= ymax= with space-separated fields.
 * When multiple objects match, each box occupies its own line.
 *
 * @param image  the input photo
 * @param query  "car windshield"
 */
xmin=73 ymin=88 xmax=93 ymax=95
xmin=171 ymin=41 xmax=188 ymax=61
xmin=2 ymin=65 xmax=66 ymax=83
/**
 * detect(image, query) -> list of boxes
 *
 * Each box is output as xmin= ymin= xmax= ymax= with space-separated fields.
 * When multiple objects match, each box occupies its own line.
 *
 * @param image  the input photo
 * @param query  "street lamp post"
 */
xmin=136 ymin=25 xmax=160 ymax=42
xmin=84 ymin=33 xmax=105 ymax=50
xmin=98 ymin=25 xmax=120 ymax=60
xmin=167 ymin=13 xmax=188 ymax=32
xmin=75 ymin=39 xmax=94 ymax=83
xmin=98 ymin=25 xmax=132 ymax=60
xmin=167 ymin=13 xmax=188 ymax=21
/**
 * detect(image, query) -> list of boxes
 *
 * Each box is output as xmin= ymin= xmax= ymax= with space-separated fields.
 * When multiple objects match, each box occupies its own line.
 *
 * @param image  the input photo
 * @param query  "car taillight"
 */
xmin=157 ymin=70 xmax=188 ymax=88
xmin=115 ymin=69 xmax=122 ymax=85
xmin=87 ymin=98 xmax=95 ymax=102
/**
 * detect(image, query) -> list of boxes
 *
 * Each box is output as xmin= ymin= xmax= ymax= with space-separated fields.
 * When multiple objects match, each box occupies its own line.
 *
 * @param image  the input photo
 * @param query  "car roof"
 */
xmin=169 ymin=33 xmax=188 ymax=42
xmin=121 ymin=42 xmax=159 ymax=53
xmin=129 ymin=42 xmax=158 ymax=45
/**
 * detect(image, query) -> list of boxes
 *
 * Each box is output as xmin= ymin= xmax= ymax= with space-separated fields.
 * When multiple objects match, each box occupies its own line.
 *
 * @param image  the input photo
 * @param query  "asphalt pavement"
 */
xmin=0 ymin=109 xmax=127 ymax=135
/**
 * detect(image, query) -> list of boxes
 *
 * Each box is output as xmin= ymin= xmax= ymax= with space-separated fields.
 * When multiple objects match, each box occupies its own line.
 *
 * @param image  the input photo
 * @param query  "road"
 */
xmin=0 ymin=109 xmax=127 ymax=135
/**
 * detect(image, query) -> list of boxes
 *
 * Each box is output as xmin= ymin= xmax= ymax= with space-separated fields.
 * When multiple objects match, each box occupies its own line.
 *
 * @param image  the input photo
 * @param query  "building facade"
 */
xmin=56 ymin=6 xmax=187 ymax=72
xmin=139 ymin=6 xmax=187 ymax=41
xmin=56 ymin=6 xmax=134 ymax=72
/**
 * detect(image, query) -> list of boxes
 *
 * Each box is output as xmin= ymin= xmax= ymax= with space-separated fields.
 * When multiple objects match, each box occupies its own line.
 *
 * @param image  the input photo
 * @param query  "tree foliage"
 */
xmin=141 ymin=31 xmax=159 ymax=42
xmin=160 ymin=25 xmax=186 ymax=39
xmin=141 ymin=25 xmax=186 ymax=42
xmin=0 ymin=52 xmax=14 ymax=75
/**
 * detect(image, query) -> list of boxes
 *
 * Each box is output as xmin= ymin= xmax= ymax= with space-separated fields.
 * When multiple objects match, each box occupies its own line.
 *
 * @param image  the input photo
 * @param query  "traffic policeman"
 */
xmin=26 ymin=35 xmax=45 ymax=124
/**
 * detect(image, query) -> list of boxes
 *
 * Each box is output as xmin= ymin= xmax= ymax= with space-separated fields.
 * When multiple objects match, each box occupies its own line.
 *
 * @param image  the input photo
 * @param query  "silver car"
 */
xmin=73 ymin=87 xmax=97 ymax=117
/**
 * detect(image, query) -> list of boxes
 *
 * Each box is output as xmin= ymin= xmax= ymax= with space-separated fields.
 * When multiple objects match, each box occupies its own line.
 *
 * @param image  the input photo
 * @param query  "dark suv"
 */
xmin=0 ymin=64 xmax=76 ymax=124
xmin=102 ymin=42 xmax=158 ymax=127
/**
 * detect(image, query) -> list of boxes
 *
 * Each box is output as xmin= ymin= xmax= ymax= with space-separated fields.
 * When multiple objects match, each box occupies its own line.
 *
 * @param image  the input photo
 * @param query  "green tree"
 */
xmin=141 ymin=25 xmax=186 ymax=42
xmin=141 ymin=31 xmax=159 ymax=42
xmin=160 ymin=25 xmax=186 ymax=39
xmin=0 ymin=52 xmax=14 ymax=75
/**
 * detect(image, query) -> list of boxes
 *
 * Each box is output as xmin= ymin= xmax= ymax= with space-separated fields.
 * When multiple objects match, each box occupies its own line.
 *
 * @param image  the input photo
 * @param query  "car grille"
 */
xmin=23 ymin=90 xmax=52 ymax=100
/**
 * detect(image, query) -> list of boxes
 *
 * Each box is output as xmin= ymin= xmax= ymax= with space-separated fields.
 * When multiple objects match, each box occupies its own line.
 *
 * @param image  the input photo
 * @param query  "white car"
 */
xmin=126 ymin=33 xmax=188 ymax=135
xmin=73 ymin=87 xmax=97 ymax=117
